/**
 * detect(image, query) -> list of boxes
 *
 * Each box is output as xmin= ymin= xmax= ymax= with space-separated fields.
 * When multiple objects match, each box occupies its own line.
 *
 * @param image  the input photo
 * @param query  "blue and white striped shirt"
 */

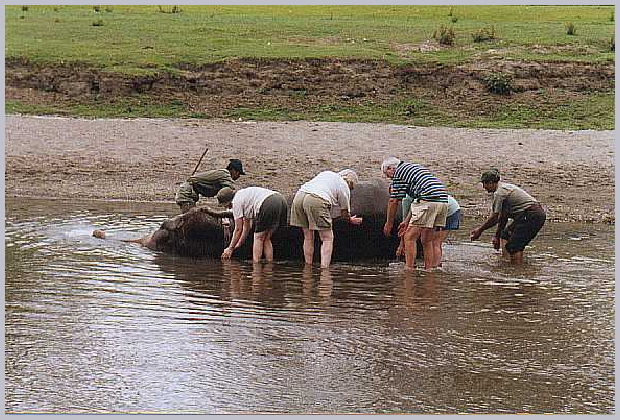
xmin=390 ymin=162 xmax=448 ymax=202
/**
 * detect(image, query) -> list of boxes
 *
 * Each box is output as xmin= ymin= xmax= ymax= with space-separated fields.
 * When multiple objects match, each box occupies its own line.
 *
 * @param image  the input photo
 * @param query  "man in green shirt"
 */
xmin=470 ymin=168 xmax=546 ymax=264
xmin=175 ymin=158 xmax=245 ymax=213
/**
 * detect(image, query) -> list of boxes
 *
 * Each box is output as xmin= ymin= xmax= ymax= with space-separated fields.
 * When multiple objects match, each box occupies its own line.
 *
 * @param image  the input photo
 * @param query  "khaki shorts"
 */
xmin=408 ymin=200 xmax=448 ymax=229
xmin=290 ymin=191 xmax=332 ymax=230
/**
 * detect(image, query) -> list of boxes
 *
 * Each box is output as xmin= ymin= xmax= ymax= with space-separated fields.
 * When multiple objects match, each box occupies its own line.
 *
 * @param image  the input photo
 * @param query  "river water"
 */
xmin=4 ymin=198 xmax=615 ymax=414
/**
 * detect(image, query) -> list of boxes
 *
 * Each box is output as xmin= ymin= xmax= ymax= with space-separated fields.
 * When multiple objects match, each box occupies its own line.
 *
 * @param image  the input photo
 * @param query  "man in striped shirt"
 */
xmin=381 ymin=157 xmax=449 ymax=270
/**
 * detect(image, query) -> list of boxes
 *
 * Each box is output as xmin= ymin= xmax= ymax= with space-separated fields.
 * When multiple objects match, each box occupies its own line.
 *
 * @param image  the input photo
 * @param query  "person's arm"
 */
xmin=383 ymin=198 xmax=401 ymax=237
xmin=470 ymin=212 xmax=499 ymax=241
xmin=492 ymin=212 xmax=509 ymax=249
xmin=339 ymin=209 xmax=363 ymax=225
xmin=221 ymin=217 xmax=251 ymax=259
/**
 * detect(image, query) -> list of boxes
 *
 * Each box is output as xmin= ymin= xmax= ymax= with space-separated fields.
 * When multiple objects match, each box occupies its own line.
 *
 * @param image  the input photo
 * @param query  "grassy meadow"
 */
xmin=6 ymin=5 xmax=615 ymax=71
xmin=5 ymin=5 xmax=615 ymax=129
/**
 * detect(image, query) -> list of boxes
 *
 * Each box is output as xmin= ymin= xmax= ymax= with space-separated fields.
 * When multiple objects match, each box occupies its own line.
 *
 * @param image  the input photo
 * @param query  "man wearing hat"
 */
xmin=217 ymin=186 xmax=288 ymax=263
xmin=174 ymin=158 xmax=245 ymax=213
xmin=470 ymin=168 xmax=546 ymax=264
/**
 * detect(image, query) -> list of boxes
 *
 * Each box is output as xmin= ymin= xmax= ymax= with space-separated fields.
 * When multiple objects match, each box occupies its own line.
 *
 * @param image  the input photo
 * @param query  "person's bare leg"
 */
xmin=253 ymin=231 xmax=267 ymax=262
xmin=510 ymin=251 xmax=524 ymax=265
xmin=404 ymin=226 xmax=422 ymax=270
xmin=431 ymin=230 xmax=443 ymax=268
xmin=302 ymin=228 xmax=315 ymax=265
xmin=437 ymin=229 xmax=448 ymax=267
xmin=263 ymin=229 xmax=274 ymax=262
xmin=420 ymin=228 xmax=435 ymax=269
xmin=318 ymin=229 xmax=334 ymax=269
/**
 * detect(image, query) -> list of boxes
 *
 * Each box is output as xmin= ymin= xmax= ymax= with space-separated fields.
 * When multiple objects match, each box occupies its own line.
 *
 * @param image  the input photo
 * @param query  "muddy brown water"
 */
xmin=5 ymin=198 xmax=614 ymax=414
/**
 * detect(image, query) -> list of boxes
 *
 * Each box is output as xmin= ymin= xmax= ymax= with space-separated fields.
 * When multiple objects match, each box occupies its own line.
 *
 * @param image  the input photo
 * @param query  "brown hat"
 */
xmin=481 ymin=168 xmax=501 ymax=183
xmin=216 ymin=187 xmax=236 ymax=206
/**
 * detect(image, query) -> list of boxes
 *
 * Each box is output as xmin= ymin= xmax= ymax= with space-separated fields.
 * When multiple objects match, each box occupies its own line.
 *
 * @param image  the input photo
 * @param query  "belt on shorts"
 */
xmin=525 ymin=203 xmax=544 ymax=212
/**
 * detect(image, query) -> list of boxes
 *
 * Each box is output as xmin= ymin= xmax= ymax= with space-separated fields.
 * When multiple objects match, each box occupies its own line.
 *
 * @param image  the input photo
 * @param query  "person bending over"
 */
xmin=470 ymin=168 xmax=546 ymax=264
xmin=218 ymin=186 xmax=288 ymax=263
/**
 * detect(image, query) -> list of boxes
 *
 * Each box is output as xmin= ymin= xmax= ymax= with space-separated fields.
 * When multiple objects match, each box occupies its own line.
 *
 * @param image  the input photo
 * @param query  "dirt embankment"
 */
xmin=5 ymin=115 xmax=614 ymax=224
xmin=5 ymin=58 xmax=614 ymax=118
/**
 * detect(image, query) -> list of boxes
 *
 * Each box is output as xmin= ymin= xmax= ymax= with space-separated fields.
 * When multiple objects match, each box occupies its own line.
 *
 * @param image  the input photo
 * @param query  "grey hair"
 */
xmin=338 ymin=169 xmax=359 ymax=186
xmin=381 ymin=157 xmax=401 ymax=174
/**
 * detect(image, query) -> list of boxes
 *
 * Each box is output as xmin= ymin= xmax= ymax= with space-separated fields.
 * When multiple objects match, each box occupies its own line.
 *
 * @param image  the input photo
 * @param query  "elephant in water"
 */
xmin=94 ymin=178 xmax=402 ymax=262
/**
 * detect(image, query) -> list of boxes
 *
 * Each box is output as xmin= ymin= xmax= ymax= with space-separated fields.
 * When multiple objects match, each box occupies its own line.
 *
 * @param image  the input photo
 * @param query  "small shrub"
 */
xmin=433 ymin=25 xmax=455 ymax=46
xmin=448 ymin=6 xmax=454 ymax=16
xmin=483 ymin=73 xmax=515 ymax=95
xmin=472 ymin=25 xmax=497 ymax=43
xmin=565 ymin=22 xmax=576 ymax=36
xmin=19 ymin=14 xmax=25 ymax=19
xmin=610 ymin=36 xmax=615 ymax=52
xmin=611 ymin=9 xmax=614 ymax=22
xmin=21 ymin=5 xmax=29 ymax=11
xmin=451 ymin=16 xmax=458 ymax=23
xmin=53 ymin=6 xmax=59 ymax=12
xmin=93 ymin=5 xmax=101 ymax=12
xmin=158 ymin=5 xmax=182 ymax=14
xmin=92 ymin=19 xmax=104 ymax=26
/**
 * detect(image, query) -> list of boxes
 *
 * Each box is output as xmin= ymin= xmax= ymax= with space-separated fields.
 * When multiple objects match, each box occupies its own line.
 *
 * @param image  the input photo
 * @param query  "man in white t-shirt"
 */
xmin=218 ymin=186 xmax=288 ymax=263
xmin=290 ymin=169 xmax=363 ymax=268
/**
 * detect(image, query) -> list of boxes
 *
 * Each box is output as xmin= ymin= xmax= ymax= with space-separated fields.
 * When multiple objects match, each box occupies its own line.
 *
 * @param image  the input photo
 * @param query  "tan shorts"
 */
xmin=290 ymin=191 xmax=332 ymax=230
xmin=408 ymin=200 xmax=448 ymax=229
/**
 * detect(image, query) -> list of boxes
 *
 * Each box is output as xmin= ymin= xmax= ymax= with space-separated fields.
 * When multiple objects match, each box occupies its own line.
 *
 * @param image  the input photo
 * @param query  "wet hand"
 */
xmin=492 ymin=237 xmax=500 ymax=250
xmin=221 ymin=247 xmax=233 ymax=259
xmin=470 ymin=228 xmax=481 ymax=241
xmin=350 ymin=215 xmax=363 ymax=225
xmin=383 ymin=222 xmax=393 ymax=237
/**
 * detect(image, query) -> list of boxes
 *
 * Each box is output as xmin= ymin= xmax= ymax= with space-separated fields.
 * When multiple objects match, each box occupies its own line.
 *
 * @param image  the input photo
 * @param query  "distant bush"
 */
xmin=472 ymin=26 xmax=497 ymax=43
xmin=21 ymin=6 xmax=29 ymax=11
xmin=451 ymin=16 xmax=458 ymax=23
xmin=611 ymin=9 xmax=614 ymax=22
xmin=105 ymin=6 xmax=114 ymax=13
xmin=610 ymin=36 xmax=615 ymax=52
xmin=483 ymin=73 xmax=515 ymax=95
xmin=92 ymin=19 xmax=104 ymax=26
xmin=448 ymin=6 xmax=454 ymax=16
xmin=158 ymin=5 xmax=182 ymax=14
xmin=565 ymin=22 xmax=576 ymax=36
xmin=433 ymin=25 xmax=455 ymax=46
xmin=93 ymin=5 xmax=101 ymax=13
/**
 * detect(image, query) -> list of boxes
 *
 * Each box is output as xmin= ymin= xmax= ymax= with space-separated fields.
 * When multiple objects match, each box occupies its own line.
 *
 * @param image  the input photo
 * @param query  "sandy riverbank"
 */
xmin=5 ymin=115 xmax=615 ymax=223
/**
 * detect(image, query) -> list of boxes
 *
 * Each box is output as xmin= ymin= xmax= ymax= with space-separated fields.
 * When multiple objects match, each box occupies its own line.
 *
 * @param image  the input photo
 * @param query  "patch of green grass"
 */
xmin=6 ymin=98 xmax=193 ymax=119
xmin=459 ymin=93 xmax=614 ymax=130
xmin=8 ymin=91 xmax=614 ymax=130
xmin=5 ymin=5 xmax=615 ymax=72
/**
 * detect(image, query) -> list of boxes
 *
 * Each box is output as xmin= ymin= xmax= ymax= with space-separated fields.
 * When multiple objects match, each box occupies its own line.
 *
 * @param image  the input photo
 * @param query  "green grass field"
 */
xmin=6 ymin=5 xmax=615 ymax=72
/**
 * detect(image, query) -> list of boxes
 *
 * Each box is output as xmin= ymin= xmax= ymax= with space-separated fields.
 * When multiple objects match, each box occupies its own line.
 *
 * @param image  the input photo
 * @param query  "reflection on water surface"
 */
xmin=5 ymin=198 xmax=614 ymax=414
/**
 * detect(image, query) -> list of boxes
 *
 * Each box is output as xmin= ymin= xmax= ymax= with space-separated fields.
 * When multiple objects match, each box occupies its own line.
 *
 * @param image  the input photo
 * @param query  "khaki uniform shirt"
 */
xmin=492 ymin=182 xmax=538 ymax=218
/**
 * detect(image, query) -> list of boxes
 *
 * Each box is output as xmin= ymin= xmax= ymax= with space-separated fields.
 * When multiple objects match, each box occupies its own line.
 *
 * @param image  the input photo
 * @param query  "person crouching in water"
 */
xmin=381 ymin=157 xmax=449 ymax=270
xmin=217 ymin=186 xmax=288 ymax=263
xmin=470 ymin=168 xmax=546 ymax=264
xmin=290 ymin=169 xmax=363 ymax=268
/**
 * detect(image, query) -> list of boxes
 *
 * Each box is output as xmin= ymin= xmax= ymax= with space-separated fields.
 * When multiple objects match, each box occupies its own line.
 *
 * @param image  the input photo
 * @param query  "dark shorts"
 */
xmin=500 ymin=205 xmax=546 ymax=254
xmin=255 ymin=193 xmax=288 ymax=233
xmin=445 ymin=210 xmax=461 ymax=230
